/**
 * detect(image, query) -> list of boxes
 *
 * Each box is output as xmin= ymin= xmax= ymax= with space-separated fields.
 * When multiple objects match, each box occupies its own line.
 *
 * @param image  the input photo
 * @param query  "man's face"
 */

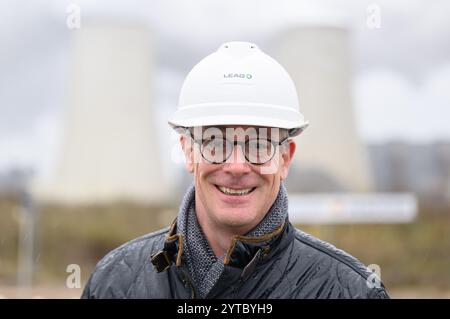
xmin=181 ymin=125 xmax=296 ymax=235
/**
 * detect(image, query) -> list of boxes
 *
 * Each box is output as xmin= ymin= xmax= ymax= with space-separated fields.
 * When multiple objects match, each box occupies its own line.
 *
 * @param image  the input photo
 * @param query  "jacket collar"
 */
xmin=151 ymin=217 xmax=294 ymax=274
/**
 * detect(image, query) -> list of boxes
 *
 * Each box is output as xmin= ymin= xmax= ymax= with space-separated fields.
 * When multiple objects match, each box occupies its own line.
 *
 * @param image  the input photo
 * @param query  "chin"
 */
xmin=216 ymin=208 xmax=259 ymax=230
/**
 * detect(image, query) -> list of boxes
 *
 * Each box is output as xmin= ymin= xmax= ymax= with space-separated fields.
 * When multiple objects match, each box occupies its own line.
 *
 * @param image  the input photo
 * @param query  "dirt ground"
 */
xmin=0 ymin=286 xmax=449 ymax=299
xmin=0 ymin=286 xmax=83 ymax=299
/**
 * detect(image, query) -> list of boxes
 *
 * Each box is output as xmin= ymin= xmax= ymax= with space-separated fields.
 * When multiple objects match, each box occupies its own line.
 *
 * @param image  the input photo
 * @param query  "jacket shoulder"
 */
xmin=291 ymin=228 xmax=389 ymax=299
xmin=81 ymin=227 xmax=169 ymax=298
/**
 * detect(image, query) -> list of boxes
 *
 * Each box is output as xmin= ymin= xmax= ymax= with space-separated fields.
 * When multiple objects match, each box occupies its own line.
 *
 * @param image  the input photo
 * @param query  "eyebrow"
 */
xmin=189 ymin=126 xmax=288 ymax=140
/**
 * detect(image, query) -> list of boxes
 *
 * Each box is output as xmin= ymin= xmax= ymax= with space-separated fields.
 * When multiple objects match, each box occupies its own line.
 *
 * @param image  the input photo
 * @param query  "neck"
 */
xmin=200 ymin=220 xmax=234 ymax=257
xmin=178 ymin=183 xmax=287 ymax=258
xmin=195 ymin=196 xmax=259 ymax=258
xmin=198 ymin=214 xmax=255 ymax=257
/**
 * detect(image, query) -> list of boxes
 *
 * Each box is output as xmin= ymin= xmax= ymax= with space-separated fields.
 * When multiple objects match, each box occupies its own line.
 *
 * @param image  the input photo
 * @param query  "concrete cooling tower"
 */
xmin=33 ymin=23 xmax=172 ymax=205
xmin=274 ymin=22 xmax=373 ymax=192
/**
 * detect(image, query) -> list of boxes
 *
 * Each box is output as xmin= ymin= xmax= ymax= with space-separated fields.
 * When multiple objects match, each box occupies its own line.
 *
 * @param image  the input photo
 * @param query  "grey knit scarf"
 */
xmin=176 ymin=183 xmax=288 ymax=298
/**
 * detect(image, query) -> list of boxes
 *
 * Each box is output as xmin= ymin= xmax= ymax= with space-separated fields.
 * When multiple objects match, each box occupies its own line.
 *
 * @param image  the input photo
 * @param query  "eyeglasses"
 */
xmin=190 ymin=136 xmax=289 ymax=165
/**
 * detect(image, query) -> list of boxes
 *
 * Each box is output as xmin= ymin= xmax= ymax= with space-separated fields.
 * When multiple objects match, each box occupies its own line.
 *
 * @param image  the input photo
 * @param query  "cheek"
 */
xmin=195 ymin=163 xmax=217 ymax=183
xmin=256 ymin=157 xmax=285 ymax=179
xmin=280 ymin=165 xmax=288 ymax=180
xmin=278 ymin=155 xmax=288 ymax=180
xmin=256 ymin=170 xmax=276 ymax=190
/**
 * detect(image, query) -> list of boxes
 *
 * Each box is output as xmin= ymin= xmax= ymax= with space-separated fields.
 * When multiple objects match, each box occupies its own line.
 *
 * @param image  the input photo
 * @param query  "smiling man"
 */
xmin=82 ymin=42 xmax=389 ymax=299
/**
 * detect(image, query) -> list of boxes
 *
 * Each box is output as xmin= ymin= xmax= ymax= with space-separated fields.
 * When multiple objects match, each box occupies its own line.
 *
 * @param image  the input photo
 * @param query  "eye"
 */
xmin=246 ymin=139 xmax=274 ymax=163
xmin=202 ymin=137 xmax=224 ymax=148
xmin=201 ymin=138 xmax=229 ymax=163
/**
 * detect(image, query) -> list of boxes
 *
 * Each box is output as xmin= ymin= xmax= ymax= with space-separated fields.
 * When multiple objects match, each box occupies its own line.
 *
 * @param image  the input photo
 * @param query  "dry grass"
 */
xmin=1 ymin=198 xmax=449 ymax=295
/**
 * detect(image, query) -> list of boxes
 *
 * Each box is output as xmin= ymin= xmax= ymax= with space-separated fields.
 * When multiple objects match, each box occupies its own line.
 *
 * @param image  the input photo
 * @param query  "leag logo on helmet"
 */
xmin=223 ymin=73 xmax=253 ymax=79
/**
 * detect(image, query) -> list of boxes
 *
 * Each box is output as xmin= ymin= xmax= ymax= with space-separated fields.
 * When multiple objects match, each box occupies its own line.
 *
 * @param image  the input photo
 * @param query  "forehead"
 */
xmin=199 ymin=125 xmax=282 ymax=136
xmin=208 ymin=125 xmax=266 ymax=131
xmin=189 ymin=125 xmax=287 ymax=140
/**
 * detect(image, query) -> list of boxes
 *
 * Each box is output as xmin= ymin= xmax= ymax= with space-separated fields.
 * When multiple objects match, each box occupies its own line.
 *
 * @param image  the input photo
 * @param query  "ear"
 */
xmin=280 ymin=140 xmax=296 ymax=181
xmin=180 ymin=135 xmax=195 ymax=173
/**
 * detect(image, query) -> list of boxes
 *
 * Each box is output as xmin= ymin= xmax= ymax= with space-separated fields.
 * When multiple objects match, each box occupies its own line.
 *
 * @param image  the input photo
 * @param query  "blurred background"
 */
xmin=1 ymin=0 xmax=449 ymax=298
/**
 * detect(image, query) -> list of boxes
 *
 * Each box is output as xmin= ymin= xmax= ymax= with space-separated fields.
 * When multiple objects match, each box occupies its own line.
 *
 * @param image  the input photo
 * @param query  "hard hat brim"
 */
xmin=168 ymin=102 xmax=309 ymax=136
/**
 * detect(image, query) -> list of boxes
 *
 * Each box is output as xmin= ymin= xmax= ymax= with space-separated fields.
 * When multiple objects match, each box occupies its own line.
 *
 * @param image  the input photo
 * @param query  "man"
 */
xmin=82 ymin=42 xmax=389 ymax=299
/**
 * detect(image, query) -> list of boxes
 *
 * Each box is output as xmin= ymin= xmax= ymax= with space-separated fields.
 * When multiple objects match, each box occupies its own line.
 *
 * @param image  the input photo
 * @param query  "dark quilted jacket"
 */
xmin=81 ymin=219 xmax=390 ymax=299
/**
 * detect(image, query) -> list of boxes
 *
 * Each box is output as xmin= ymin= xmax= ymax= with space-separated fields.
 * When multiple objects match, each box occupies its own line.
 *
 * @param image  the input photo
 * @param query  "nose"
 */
xmin=222 ymin=144 xmax=251 ymax=175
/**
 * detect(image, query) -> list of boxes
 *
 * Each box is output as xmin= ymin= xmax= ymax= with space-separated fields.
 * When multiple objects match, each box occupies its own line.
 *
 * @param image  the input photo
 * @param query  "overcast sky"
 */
xmin=1 ymin=0 xmax=450 ymax=176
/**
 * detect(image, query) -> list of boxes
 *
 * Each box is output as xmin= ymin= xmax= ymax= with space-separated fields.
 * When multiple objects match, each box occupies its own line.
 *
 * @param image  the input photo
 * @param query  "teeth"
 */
xmin=218 ymin=186 xmax=253 ymax=196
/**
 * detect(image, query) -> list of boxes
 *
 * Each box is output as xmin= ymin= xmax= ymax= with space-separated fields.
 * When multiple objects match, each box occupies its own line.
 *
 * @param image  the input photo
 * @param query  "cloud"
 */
xmin=1 ymin=0 xmax=450 ymax=176
xmin=0 ymin=111 xmax=63 ymax=176
xmin=353 ymin=64 xmax=450 ymax=142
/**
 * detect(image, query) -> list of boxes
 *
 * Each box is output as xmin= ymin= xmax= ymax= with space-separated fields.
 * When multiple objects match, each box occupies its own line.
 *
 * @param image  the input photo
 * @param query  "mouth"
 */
xmin=214 ymin=185 xmax=257 ymax=196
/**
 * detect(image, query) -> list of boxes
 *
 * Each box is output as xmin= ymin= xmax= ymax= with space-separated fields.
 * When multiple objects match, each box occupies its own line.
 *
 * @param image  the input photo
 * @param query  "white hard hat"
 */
xmin=168 ymin=41 xmax=309 ymax=136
